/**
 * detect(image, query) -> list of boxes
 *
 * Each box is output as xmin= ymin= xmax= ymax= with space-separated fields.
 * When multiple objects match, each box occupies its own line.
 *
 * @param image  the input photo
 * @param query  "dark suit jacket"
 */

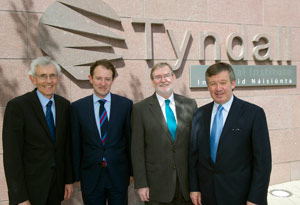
xmin=2 ymin=89 xmax=73 ymax=205
xmin=71 ymin=93 xmax=132 ymax=194
xmin=131 ymin=93 xmax=197 ymax=203
xmin=189 ymin=96 xmax=272 ymax=205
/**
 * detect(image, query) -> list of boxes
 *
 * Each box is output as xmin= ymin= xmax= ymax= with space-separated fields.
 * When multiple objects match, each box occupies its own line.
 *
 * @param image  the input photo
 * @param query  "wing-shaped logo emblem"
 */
xmin=38 ymin=0 xmax=123 ymax=80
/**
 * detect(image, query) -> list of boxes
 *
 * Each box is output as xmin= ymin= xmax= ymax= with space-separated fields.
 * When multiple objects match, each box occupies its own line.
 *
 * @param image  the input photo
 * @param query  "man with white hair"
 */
xmin=3 ymin=56 xmax=73 ymax=205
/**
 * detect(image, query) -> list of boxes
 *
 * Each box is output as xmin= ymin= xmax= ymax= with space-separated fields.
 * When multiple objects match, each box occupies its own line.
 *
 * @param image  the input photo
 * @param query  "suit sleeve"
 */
xmin=189 ymin=109 xmax=201 ymax=192
xmin=64 ymin=103 xmax=74 ymax=184
xmin=3 ymin=100 xmax=29 ymax=204
xmin=248 ymin=107 xmax=272 ymax=204
xmin=71 ymin=104 xmax=82 ymax=182
xmin=125 ymin=100 xmax=133 ymax=176
xmin=131 ymin=104 xmax=148 ymax=188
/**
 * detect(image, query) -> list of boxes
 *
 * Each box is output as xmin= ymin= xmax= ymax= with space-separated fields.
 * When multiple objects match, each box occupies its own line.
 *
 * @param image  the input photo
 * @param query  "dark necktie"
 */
xmin=165 ymin=99 xmax=177 ymax=141
xmin=99 ymin=99 xmax=109 ymax=166
xmin=46 ymin=101 xmax=55 ymax=142
xmin=210 ymin=105 xmax=224 ymax=163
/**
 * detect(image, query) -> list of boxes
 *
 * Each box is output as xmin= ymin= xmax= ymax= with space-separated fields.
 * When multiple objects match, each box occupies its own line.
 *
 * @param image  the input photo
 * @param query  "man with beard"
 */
xmin=131 ymin=62 xmax=197 ymax=204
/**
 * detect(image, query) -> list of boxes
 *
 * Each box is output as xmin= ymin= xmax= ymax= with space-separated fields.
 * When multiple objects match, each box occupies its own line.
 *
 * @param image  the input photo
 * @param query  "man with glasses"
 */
xmin=131 ymin=62 xmax=197 ymax=204
xmin=3 ymin=56 xmax=73 ymax=205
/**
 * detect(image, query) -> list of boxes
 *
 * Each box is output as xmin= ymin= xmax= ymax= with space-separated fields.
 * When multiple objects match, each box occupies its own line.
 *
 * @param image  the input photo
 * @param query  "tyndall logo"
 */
xmin=39 ymin=0 xmax=295 ymax=83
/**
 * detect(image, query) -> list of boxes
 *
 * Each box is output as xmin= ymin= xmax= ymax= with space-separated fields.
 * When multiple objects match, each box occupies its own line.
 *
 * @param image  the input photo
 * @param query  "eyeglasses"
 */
xmin=34 ymin=74 xmax=58 ymax=81
xmin=153 ymin=73 xmax=173 ymax=81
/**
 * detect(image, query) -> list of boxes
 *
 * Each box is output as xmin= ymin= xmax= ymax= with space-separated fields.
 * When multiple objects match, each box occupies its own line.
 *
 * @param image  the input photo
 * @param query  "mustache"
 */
xmin=158 ymin=82 xmax=170 ymax=86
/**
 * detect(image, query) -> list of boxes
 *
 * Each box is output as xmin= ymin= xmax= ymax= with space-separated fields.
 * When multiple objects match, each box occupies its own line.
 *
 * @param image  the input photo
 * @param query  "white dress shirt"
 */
xmin=156 ymin=92 xmax=177 ymax=123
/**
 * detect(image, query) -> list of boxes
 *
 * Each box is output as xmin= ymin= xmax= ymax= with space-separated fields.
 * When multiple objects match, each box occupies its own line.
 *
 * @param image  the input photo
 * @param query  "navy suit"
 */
xmin=71 ymin=93 xmax=132 ymax=203
xmin=189 ymin=96 xmax=271 ymax=205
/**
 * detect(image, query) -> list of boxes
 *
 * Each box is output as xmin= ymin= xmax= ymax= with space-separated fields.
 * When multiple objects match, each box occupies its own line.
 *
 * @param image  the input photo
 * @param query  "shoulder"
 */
xmin=234 ymin=96 xmax=263 ymax=112
xmin=194 ymin=101 xmax=213 ymax=117
xmin=6 ymin=91 xmax=35 ymax=107
xmin=174 ymin=93 xmax=195 ymax=102
xmin=72 ymin=95 xmax=92 ymax=106
xmin=111 ymin=93 xmax=133 ymax=105
xmin=54 ymin=94 xmax=70 ymax=105
xmin=133 ymin=95 xmax=153 ymax=109
xmin=174 ymin=93 xmax=197 ymax=108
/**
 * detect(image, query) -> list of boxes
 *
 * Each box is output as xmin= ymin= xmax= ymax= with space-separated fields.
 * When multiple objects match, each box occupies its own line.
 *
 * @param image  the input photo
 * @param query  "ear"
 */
xmin=29 ymin=75 xmax=36 ymax=85
xmin=172 ymin=73 xmax=176 ymax=80
xmin=88 ymin=75 xmax=93 ymax=84
xmin=112 ymin=76 xmax=116 ymax=83
xmin=231 ymin=80 xmax=236 ymax=90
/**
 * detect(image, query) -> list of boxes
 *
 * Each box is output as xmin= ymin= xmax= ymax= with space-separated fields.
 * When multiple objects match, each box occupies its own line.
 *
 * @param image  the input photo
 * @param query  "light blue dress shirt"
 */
xmin=36 ymin=90 xmax=56 ymax=125
xmin=93 ymin=93 xmax=111 ymax=137
xmin=210 ymin=95 xmax=234 ymax=133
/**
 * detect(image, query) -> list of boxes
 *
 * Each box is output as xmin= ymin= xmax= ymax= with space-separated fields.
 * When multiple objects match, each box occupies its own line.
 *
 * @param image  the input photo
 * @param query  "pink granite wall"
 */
xmin=1 ymin=0 xmax=300 ymax=204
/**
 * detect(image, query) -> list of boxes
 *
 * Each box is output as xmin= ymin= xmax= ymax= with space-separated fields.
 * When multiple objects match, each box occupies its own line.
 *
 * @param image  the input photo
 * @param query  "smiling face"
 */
xmin=207 ymin=70 xmax=236 ymax=105
xmin=89 ymin=65 xmax=114 ymax=99
xmin=29 ymin=64 xmax=60 ymax=99
xmin=151 ymin=65 xmax=176 ymax=99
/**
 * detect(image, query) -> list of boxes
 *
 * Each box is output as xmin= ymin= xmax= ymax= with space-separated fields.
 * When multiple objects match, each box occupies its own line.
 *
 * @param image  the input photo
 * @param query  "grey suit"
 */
xmin=131 ymin=93 xmax=197 ymax=203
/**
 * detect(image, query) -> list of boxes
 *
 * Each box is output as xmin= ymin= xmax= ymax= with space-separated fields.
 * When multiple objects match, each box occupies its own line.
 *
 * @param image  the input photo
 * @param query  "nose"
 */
xmin=216 ymin=83 xmax=222 ymax=90
xmin=100 ymin=79 xmax=106 ymax=85
xmin=46 ymin=76 xmax=52 ymax=83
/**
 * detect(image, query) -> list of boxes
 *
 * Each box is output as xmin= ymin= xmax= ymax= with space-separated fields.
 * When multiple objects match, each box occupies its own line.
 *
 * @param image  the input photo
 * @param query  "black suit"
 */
xmin=71 ymin=93 xmax=132 ymax=203
xmin=189 ymin=96 xmax=271 ymax=205
xmin=3 ymin=89 xmax=73 ymax=205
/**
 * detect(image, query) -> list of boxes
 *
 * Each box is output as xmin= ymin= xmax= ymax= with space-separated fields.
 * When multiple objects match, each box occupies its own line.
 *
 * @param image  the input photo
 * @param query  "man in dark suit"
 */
xmin=131 ymin=62 xmax=197 ymax=204
xmin=3 ymin=56 xmax=73 ymax=205
xmin=71 ymin=59 xmax=132 ymax=205
xmin=189 ymin=62 xmax=272 ymax=205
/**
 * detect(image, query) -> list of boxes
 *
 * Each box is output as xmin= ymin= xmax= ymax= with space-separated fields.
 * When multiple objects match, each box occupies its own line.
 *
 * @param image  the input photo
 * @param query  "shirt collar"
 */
xmin=36 ymin=90 xmax=54 ymax=107
xmin=93 ymin=92 xmax=111 ymax=104
xmin=213 ymin=95 xmax=234 ymax=112
xmin=156 ymin=92 xmax=175 ymax=106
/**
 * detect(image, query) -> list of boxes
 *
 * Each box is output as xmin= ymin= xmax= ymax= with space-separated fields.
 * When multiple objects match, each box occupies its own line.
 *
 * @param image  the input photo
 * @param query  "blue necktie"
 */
xmin=46 ymin=101 xmax=55 ymax=142
xmin=99 ymin=99 xmax=109 ymax=167
xmin=210 ymin=105 xmax=224 ymax=163
xmin=165 ymin=99 xmax=177 ymax=141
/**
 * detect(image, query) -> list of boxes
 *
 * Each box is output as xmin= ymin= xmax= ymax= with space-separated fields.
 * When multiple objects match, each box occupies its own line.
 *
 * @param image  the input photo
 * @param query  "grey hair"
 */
xmin=28 ymin=56 xmax=61 ymax=76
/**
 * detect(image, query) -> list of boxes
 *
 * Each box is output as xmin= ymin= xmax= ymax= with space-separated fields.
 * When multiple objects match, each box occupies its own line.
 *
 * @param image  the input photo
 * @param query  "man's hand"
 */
xmin=130 ymin=176 xmax=134 ymax=183
xmin=76 ymin=181 xmax=81 ymax=188
xmin=246 ymin=201 xmax=257 ymax=205
xmin=138 ymin=187 xmax=150 ymax=202
xmin=190 ymin=192 xmax=202 ymax=205
xmin=19 ymin=200 xmax=31 ymax=205
xmin=64 ymin=184 xmax=74 ymax=200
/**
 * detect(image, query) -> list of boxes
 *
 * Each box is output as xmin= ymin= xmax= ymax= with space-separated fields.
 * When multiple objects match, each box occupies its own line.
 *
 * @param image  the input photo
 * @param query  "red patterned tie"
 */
xmin=99 ymin=99 xmax=109 ymax=167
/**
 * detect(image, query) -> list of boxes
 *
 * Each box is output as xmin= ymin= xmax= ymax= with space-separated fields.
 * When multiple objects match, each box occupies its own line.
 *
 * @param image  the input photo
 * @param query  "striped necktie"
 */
xmin=99 ymin=99 xmax=109 ymax=167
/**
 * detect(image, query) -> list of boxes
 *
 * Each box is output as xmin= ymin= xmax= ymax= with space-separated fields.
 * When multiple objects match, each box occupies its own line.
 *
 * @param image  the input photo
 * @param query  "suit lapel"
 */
xmin=174 ymin=94 xmax=184 ymax=144
xmin=217 ymin=96 xmax=244 ymax=160
xmin=149 ymin=94 xmax=173 ymax=143
xmin=30 ymin=90 xmax=53 ymax=142
xmin=87 ymin=95 xmax=103 ymax=146
xmin=204 ymin=102 xmax=214 ymax=165
xmin=54 ymin=95 xmax=62 ymax=146
xmin=106 ymin=93 xmax=117 ymax=144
